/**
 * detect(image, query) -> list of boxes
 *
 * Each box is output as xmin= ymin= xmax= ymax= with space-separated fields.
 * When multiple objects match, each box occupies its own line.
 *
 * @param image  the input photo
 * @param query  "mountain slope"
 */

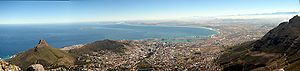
xmin=8 ymin=39 xmax=76 ymax=69
xmin=69 ymin=39 xmax=128 ymax=55
xmin=218 ymin=15 xmax=300 ymax=71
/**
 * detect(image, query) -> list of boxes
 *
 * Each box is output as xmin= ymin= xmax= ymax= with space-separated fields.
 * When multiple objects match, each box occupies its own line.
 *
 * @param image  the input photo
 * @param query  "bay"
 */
xmin=0 ymin=23 xmax=217 ymax=59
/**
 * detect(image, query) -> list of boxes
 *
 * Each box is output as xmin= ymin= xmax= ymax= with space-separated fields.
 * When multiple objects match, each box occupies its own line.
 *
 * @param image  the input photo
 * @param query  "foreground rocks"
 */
xmin=27 ymin=64 xmax=45 ymax=71
xmin=0 ymin=60 xmax=21 ymax=71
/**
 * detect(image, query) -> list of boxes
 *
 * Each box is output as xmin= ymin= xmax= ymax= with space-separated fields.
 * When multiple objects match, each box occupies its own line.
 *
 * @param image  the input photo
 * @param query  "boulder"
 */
xmin=27 ymin=64 xmax=45 ymax=71
xmin=0 ymin=60 xmax=21 ymax=71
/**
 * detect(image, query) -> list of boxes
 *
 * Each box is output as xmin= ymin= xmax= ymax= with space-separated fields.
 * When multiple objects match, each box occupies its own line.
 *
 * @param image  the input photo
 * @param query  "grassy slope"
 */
xmin=217 ymin=41 xmax=284 ymax=71
xmin=8 ymin=46 xmax=75 ymax=69
xmin=69 ymin=40 xmax=128 ymax=55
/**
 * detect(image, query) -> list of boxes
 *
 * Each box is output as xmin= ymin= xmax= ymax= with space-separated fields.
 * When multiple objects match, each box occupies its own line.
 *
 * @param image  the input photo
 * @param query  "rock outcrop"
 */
xmin=35 ymin=39 xmax=49 ymax=48
xmin=0 ymin=60 xmax=21 ymax=71
xmin=218 ymin=15 xmax=300 ymax=71
xmin=27 ymin=64 xmax=45 ymax=71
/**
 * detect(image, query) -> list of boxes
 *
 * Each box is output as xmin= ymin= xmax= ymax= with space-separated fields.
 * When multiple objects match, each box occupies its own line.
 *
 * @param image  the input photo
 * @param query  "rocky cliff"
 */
xmin=218 ymin=15 xmax=300 ymax=71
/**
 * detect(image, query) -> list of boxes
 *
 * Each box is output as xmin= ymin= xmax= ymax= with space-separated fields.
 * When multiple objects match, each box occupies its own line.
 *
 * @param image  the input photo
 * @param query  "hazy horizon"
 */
xmin=0 ymin=0 xmax=299 ymax=24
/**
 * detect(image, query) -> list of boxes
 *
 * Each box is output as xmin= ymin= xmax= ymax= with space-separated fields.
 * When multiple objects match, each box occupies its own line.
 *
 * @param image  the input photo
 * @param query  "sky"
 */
xmin=0 ymin=0 xmax=299 ymax=24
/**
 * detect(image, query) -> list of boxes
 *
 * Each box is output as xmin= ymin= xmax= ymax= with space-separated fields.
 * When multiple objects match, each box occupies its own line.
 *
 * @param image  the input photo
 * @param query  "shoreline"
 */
xmin=0 ymin=22 xmax=275 ymax=70
xmin=0 ymin=24 xmax=220 ymax=60
xmin=122 ymin=23 xmax=221 ymax=42
xmin=121 ymin=23 xmax=220 ymax=35
xmin=0 ymin=55 xmax=16 ymax=61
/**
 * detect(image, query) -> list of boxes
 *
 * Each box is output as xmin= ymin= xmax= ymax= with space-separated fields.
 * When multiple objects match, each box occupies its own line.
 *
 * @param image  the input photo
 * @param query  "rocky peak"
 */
xmin=289 ymin=15 xmax=300 ymax=23
xmin=35 ymin=39 xmax=49 ymax=48
xmin=252 ymin=15 xmax=300 ymax=52
xmin=287 ymin=15 xmax=300 ymax=30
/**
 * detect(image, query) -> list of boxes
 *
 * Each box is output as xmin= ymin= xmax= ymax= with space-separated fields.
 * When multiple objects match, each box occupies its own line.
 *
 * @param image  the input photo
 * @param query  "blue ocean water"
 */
xmin=0 ymin=23 xmax=217 ymax=59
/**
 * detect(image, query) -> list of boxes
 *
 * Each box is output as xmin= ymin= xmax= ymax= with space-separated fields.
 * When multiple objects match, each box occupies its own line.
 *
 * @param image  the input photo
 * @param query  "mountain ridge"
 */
xmin=218 ymin=15 xmax=300 ymax=71
xmin=8 ymin=39 xmax=76 ymax=70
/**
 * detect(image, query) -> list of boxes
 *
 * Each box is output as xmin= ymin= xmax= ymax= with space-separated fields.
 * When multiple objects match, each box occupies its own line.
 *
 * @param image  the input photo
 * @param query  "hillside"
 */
xmin=218 ymin=15 xmax=300 ymax=71
xmin=8 ymin=39 xmax=76 ymax=70
xmin=69 ymin=39 xmax=129 ymax=55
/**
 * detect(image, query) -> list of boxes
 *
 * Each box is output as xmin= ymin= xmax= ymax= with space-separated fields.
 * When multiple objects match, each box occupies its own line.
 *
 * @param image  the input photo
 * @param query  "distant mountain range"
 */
xmin=174 ymin=12 xmax=297 ymax=23
xmin=216 ymin=12 xmax=297 ymax=20
xmin=218 ymin=15 xmax=300 ymax=71
xmin=230 ymin=12 xmax=299 ymax=16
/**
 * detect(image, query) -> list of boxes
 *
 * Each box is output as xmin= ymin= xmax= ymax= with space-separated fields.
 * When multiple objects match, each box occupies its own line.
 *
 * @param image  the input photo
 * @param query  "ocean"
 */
xmin=0 ymin=23 xmax=217 ymax=59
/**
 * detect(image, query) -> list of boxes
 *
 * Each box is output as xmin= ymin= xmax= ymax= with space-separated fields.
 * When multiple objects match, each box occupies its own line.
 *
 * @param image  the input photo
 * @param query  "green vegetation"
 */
xmin=7 ymin=40 xmax=76 ymax=70
xmin=69 ymin=39 xmax=128 ymax=55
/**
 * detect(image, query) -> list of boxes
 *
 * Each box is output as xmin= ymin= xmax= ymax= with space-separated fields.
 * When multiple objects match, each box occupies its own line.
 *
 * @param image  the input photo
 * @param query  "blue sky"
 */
xmin=0 ymin=0 xmax=299 ymax=24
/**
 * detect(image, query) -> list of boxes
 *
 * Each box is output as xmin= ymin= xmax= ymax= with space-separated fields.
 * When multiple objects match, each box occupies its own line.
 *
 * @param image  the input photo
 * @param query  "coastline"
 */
xmin=123 ymin=23 xmax=221 ymax=41
xmin=0 ymin=55 xmax=16 ymax=61
xmin=1 ymin=24 xmax=220 ymax=60
xmin=121 ymin=23 xmax=220 ymax=34
xmin=0 ymin=22 xmax=275 ymax=70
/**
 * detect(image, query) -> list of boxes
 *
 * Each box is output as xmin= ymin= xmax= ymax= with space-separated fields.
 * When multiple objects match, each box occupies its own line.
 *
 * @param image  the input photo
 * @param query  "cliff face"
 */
xmin=253 ymin=15 xmax=300 ymax=53
xmin=8 ymin=39 xmax=76 ymax=70
xmin=0 ymin=60 xmax=21 ymax=71
xmin=218 ymin=15 xmax=300 ymax=71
